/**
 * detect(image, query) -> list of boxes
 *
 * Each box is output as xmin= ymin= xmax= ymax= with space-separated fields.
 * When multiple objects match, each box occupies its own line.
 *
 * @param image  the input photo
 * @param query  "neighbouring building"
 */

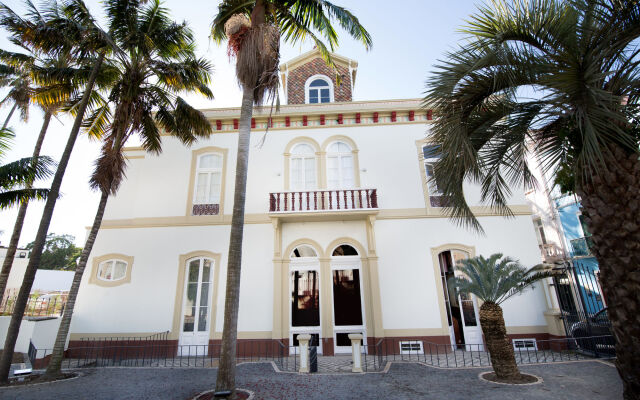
xmin=526 ymin=151 xmax=607 ymax=340
xmin=69 ymin=49 xmax=559 ymax=355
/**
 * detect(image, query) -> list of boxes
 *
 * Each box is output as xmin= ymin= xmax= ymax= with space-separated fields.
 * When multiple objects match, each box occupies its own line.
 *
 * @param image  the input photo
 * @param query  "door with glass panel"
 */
xmin=326 ymin=142 xmax=355 ymax=209
xmin=330 ymin=245 xmax=366 ymax=354
xmin=438 ymin=250 xmax=483 ymax=351
xmin=289 ymin=245 xmax=322 ymax=354
xmin=179 ymin=258 xmax=214 ymax=355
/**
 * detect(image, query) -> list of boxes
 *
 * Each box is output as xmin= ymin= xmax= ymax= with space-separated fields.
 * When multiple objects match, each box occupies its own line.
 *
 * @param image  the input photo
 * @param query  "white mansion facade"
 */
xmin=70 ymin=49 xmax=561 ymax=355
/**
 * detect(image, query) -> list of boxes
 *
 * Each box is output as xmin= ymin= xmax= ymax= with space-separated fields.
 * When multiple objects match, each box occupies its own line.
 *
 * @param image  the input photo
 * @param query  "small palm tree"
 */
xmin=0 ymin=127 xmax=54 ymax=208
xmin=452 ymin=254 xmax=553 ymax=381
xmin=0 ymin=0 xmax=111 ymax=383
xmin=42 ymin=0 xmax=212 ymax=380
xmin=424 ymin=1 xmax=639 ymax=395
xmin=211 ymin=1 xmax=371 ymax=395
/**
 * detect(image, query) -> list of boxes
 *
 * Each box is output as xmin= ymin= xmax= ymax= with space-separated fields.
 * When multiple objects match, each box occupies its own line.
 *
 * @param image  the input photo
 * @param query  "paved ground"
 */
xmin=0 ymin=360 xmax=621 ymax=400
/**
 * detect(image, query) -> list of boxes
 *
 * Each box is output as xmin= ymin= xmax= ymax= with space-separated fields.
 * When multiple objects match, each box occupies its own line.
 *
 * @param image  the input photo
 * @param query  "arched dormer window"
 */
xmin=326 ymin=141 xmax=355 ymax=188
xmin=305 ymin=75 xmax=333 ymax=104
xmin=290 ymin=143 xmax=317 ymax=190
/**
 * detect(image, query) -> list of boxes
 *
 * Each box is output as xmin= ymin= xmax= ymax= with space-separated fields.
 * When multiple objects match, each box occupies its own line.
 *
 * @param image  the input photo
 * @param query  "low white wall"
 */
xmin=0 ymin=316 xmax=63 ymax=353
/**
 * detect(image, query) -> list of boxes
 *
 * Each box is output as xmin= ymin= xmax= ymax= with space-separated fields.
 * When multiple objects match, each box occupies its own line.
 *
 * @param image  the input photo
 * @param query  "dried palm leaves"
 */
xmin=226 ymin=14 xmax=279 ymax=105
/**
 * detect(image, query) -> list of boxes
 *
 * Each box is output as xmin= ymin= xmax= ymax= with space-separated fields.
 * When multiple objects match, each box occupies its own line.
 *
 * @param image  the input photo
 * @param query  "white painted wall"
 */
xmin=0 ymin=316 xmax=64 ymax=353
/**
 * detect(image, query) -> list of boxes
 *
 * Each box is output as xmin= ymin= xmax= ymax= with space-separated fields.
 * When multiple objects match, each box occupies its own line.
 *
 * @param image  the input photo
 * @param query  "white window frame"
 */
xmin=423 ymin=146 xmax=443 ymax=196
xmin=97 ymin=259 xmax=128 ymax=282
xmin=179 ymin=257 xmax=215 ymax=335
xmin=194 ymin=153 xmax=223 ymax=205
xmin=399 ymin=340 xmax=424 ymax=355
xmin=304 ymin=75 xmax=334 ymax=104
xmin=290 ymin=143 xmax=317 ymax=191
xmin=326 ymin=141 xmax=355 ymax=189
xmin=512 ymin=338 xmax=538 ymax=351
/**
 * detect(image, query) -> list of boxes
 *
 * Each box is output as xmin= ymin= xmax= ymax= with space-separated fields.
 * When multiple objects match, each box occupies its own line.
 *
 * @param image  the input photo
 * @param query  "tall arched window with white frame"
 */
xmin=305 ymin=76 xmax=333 ymax=104
xmin=290 ymin=143 xmax=317 ymax=191
xmin=327 ymin=141 xmax=355 ymax=189
xmin=194 ymin=153 xmax=222 ymax=214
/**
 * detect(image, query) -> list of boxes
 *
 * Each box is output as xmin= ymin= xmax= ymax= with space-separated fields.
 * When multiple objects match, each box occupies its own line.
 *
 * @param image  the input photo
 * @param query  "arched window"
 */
xmin=195 ymin=153 xmax=223 ymax=206
xmin=331 ymin=244 xmax=359 ymax=256
xmin=327 ymin=141 xmax=355 ymax=188
xmin=97 ymin=259 xmax=128 ymax=282
xmin=305 ymin=76 xmax=333 ymax=104
xmin=291 ymin=244 xmax=318 ymax=258
xmin=290 ymin=143 xmax=317 ymax=190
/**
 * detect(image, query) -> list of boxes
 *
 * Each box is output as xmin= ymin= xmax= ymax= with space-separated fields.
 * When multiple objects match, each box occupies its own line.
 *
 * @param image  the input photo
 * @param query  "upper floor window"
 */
xmin=327 ymin=141 xmax=355 ymax=188
xmin=97 ymin=259 xmax=128 ymax=282
xmin=290 ymin=143 xmax=317 ymax=190
xmin=195 ymin=153 xmax=222 ymax=208
xmin=423 ymin=145 xmax=448 ymax=207
xmin=305 ymin=75 xmax=333 ymax=104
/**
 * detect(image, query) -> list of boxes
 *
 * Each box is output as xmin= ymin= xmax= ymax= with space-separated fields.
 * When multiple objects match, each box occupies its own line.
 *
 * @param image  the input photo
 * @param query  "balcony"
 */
xmin=570 ymin=236 xmax=594 ymax=257
xmin=539 ymin=243 xmax=563 ymax=263
xmin=269 ymin=189 xmax=378 ymax=219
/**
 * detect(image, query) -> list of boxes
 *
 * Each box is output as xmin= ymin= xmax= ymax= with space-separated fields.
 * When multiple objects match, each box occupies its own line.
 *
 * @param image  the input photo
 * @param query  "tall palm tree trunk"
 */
xmin=1 ymin=103 xmax=17 ymax=130
xmin=478 ymin=302 xmax=521 ymax=379
xmin=43 ymin=190 xmax=108 ymax=379
xmin=215 ymin=86 xmax=254 ymax=396
xmin=0 ymin=52 xmax=105 ymax=383
xmin=578 ymin=145 xmax=640 ymax=400
xmin=0 ymin=111 xmax=52 ymax=301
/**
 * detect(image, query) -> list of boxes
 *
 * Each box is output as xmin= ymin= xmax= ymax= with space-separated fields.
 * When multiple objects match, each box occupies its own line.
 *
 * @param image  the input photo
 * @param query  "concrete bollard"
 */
xmin=297 ymin=334 xmax=311 ymax=373
xmin=348 ymin=333 xmax=364 ymax=373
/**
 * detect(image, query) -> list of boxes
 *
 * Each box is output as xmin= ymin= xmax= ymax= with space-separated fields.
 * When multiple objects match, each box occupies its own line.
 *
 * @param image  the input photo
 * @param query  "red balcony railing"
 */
xmin=269 ymin=189 xmax=378 ymax=212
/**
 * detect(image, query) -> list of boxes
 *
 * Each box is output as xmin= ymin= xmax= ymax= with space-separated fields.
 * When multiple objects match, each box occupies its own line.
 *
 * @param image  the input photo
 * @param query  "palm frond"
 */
xmin=0 ymin=187 xmax=50 ymax=209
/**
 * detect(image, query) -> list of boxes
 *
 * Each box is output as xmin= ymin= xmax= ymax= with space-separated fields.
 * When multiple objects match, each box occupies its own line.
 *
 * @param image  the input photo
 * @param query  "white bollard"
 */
xmin=348 ymin=333 xmax=364 ymax=373
xmin=297 ymin=334 xmax=311 ymax=373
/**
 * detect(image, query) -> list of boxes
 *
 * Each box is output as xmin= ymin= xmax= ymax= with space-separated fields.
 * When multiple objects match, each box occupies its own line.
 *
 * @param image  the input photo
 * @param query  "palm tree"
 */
xmin=424 ymin=0 xmax=639 ymax=396
xmin=0 ymin=127 xmax=54 ymax=207
xmin=0 ymin=19 xmax=110 ymax=302
xmin=41 ymin=0 xmax=212 ymax=380
xmin=0 ymin=0 xmax=111 ymax=383
xmin=452 ymin=254 xmax=553 ymax=381
xmin=211 ymin=1 xmax=371 ymax=395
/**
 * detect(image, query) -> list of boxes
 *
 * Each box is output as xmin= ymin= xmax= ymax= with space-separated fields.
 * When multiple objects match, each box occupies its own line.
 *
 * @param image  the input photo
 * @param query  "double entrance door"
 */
xmin=289 ymin=248 xmax=366 ymax=354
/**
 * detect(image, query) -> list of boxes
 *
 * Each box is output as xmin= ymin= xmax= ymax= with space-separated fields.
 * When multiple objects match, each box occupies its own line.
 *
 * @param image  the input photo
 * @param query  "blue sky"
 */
xmin=0 ymin=0 xmax=482 ymax=246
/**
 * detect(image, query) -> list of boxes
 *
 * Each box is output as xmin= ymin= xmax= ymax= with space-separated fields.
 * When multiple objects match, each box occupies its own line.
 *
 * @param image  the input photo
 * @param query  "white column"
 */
xmin=348 ymin=333 xmax=363 ymax=373
xmin=297 ymin=334 xmax=311 ymax=373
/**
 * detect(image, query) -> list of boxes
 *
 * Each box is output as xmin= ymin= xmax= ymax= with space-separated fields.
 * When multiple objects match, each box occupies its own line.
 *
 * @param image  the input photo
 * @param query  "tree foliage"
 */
xmin=25 ymin=233 xmax=82 ymax=270
xmin=424 ymin=0 xmax=640 ymax=232
xmin=452 ymin=253 xmax=555 ymax=305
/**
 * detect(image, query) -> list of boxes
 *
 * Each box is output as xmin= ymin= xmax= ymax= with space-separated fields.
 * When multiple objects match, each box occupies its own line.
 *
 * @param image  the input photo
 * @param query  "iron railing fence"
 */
xmin=373 ymin=335 xmax=615 ymax=369
xmin=78 ymin=331 xmax=170 ymax=343
xmin=28 ymin=339 xmax=288 ymax=370
xmin=0 ymin=295 xmax=66 ymax=317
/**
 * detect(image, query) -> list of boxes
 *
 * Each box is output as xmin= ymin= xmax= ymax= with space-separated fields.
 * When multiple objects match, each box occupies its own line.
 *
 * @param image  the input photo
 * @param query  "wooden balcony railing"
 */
xmin=269 ymin=189 xmax=378 ymax=213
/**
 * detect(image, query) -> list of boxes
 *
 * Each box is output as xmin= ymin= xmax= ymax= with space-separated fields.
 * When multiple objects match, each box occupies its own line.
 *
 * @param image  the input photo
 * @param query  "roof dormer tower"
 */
xmin=279 ymin=48 xmax=357 ymax=105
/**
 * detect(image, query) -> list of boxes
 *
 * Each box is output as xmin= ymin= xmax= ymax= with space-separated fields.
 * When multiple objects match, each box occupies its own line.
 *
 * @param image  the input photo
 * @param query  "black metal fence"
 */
xmin=375 ymin=335 xmax=615 ymax=369
xmin=552 ymin=259 xmax=614 ymax=357
xmin=0 ymin=295 xmax=66 ymax=317
xmin=28 ymin=337 xmax=288 ymax=370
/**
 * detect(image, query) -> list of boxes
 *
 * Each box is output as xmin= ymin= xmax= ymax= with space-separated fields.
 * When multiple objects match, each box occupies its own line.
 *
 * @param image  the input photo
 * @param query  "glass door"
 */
xmin=179 ymin=258 xmax=213 ymax=355
xmin=331 ymin=265 xmax=366 ymax=353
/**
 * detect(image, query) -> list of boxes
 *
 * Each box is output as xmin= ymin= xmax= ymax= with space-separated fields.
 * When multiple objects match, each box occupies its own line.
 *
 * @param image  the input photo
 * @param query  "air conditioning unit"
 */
xmin=512 ymin=338 xmax=537 ymax=351
xmin=399 ymin=340 xmax=424 ymax=355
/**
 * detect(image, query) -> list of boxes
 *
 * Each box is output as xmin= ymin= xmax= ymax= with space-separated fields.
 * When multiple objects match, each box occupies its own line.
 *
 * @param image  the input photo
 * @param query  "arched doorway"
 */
xmin=331 ymin=244 xmax=366 ymax=353
xmin=437 ymin=249 xmax=483 ymax=351
xmin=289 ymin=244 xmax=322 ymax=354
